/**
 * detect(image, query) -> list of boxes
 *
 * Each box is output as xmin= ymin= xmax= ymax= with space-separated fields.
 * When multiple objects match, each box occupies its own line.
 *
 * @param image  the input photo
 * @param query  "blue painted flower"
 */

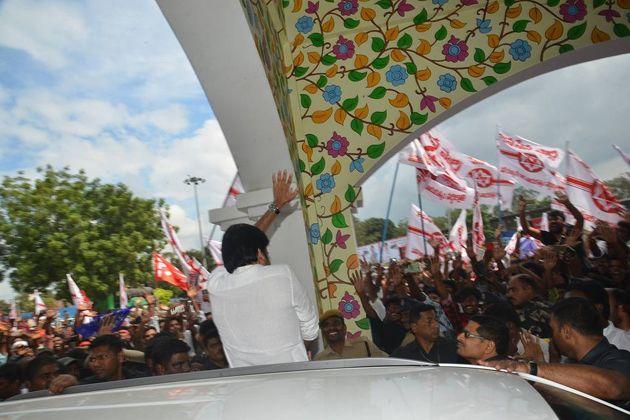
xmin=316 ymin=173 xmax=336 ymax=193
xmin=309 ymin=223 xmax=320 ymax=244
xmin=509 ymin=39 xmax=532 ymax=61
xmin=322 ymin=85 xmax=342 ymax=104
xmin=349 ymin=157 xmax=365 ymax=173
xmin=295 ymin=16 xmax=314 ymax=34
xmin=432 ymin=0 xmax=448 ymax=5
xmin=476 ymin=18 xmax=492 ymax=34
xmin=437 ymin=74 xmax=457 ymax=93
xmin=385 ymin=64 xmax=408 ymax=86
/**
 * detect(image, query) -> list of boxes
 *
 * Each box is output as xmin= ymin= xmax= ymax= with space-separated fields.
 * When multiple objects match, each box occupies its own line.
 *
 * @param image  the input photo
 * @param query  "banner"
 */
xmin=406 ymin=204 xmax=448 ymax=258
xmin=66 ymin=274 xmax=90 ymax=308
xmin=153 ymin=252 xmax=189 ymax=290
xmin=448 ymin=209 xmax=468 ymax=256
xmin=420 ymin=132 xmax=516 ymax=209
xmin=119 ymin=273 xmax=128 ymax=309
xmin=399 ymin=137 xmax=475 ymax=209
xmin=223 ymin=174 xmax=244 ymax=207
xmin=497 ymin=131 xmax=565 ymax=196
xmin=472 ymin=193 xmax=485 ymax=258
xmin=565 ymin=151 xmax=624 ymax=226
xmin=356 ymin=237 xmax=407 ymax=263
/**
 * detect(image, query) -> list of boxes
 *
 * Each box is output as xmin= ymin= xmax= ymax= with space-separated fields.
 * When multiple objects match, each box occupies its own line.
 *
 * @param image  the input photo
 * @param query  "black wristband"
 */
xmin=528 ymin=361 xmax=538 ymax=376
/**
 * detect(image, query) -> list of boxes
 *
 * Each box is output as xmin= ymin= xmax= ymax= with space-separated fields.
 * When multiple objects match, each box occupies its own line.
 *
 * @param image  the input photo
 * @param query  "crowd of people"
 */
xmin=0 ymin=171 xmax=628 ymax=410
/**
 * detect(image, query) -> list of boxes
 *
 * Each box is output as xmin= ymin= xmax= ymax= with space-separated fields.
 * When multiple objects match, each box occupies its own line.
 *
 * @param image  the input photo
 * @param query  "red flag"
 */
xmin=472 ymin=192 xmax=485 ymax=259
xmin=153 ymin=252 xmax=189 ymax=290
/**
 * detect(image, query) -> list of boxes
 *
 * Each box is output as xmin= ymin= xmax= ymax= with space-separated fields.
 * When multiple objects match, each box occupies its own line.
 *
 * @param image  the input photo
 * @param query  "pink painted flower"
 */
xmin=560 ymin=0 xmax=587 ymax=23
xmin=346 ymin=331 xmax=361 ymax=340
xmin=337 ymin=0 xmax=358 ymax=16
xmin=442 ymin=36 xmax=469 ymax=62
xmin=326 ymin=132 xmax=349 ymax=157
xmin=420 ymin=95 xmax=439 ymax=113
xmin=306 ymin=1 xmax=320 ymax=14
xmin=335 ymin=230 xmax=350 ymax=249
xmin=396 ymin=0 xmax=415 ymax=16
xmin=338 ymin=291 xmax=360 ymax=319
xmin=598 ymin=9 xmax=620 ymax=22
xmin=332 ymin=35 xmax=355 ymax=60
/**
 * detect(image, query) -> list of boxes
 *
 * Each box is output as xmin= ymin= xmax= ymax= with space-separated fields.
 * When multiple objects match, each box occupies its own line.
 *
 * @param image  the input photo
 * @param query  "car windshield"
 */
xmin=530 ymin=381 xmax=628 ymax=419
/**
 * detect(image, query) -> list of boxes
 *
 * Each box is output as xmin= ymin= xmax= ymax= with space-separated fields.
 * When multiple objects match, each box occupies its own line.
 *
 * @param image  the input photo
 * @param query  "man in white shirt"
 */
xmin=206 ymin=171 xmax=319 ymax=367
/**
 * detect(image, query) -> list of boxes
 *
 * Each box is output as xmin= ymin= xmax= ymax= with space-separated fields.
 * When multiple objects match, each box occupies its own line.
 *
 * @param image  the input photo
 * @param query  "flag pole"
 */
xmin=417 ymin=190 xmax=429 ymax=257
xmin=495 ymin=126 xmax=503 ymax=228
xmin=380 ymin=161 xmax=400 ymax=263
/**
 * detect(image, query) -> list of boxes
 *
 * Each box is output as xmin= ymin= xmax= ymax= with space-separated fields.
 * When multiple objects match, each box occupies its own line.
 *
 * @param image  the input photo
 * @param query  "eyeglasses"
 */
xmin=462 ymin=329 xmax=487 ymax=340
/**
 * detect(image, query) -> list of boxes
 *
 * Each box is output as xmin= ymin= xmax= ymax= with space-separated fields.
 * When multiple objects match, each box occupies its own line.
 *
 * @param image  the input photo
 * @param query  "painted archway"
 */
xmin=236 ymin=0 xmax=628 ymax=334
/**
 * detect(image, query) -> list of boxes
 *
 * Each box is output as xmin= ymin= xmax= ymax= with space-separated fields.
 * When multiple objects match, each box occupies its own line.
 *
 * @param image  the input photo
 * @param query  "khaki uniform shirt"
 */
xmin=314 ymin=337 xmax=388 ymax=360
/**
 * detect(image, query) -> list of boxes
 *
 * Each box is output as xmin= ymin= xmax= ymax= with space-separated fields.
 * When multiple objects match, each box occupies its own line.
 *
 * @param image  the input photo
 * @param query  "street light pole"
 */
xmin=184 ymin=175 xmax=208 ymax=268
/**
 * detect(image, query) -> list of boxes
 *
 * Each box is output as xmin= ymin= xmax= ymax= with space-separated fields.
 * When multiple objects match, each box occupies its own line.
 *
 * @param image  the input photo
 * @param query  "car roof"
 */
xmin=1 ymin=359 xmax=627 ymax=419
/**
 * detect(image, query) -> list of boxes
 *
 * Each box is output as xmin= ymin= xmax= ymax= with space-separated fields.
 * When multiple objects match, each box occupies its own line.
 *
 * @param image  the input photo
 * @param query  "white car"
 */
xmin=1 ymin=359 xmax=628 ymax=419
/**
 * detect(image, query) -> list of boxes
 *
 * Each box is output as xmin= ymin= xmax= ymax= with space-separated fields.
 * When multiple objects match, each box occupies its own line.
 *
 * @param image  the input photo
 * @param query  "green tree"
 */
xmin=153 ymin=288 xmax=174 ymax=306
xmin=353 ymin=217 xmax=405 ymax=246
xmin=605 ymin=172 xmax=630 ymax=199
xmin=0 ymin=166 xmax=166 ymax=301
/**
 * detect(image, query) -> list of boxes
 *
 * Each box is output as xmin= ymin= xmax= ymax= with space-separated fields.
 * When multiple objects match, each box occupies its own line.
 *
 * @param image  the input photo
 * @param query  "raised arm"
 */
xmin=555 ymin=192 xmax=584 ymax=235
xmin=255 ymin=170 xmax=298 ymax=233
xmin=519 ymin=196 xmax=542 ymax=239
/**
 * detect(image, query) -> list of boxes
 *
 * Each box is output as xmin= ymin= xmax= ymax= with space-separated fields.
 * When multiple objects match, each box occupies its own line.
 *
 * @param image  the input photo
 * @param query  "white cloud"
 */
xmin=0 ymin=0 xmax=87 ymax=68
xmin=130 ymin=104 xmax=189 ymax=134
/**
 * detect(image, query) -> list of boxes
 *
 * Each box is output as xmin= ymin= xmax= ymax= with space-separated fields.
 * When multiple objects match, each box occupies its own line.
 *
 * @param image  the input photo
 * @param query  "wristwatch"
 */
xmin=528 ymin=360 xmax=538 ymax=376
xmin=268 ymin=202 xmax=280 ymax=215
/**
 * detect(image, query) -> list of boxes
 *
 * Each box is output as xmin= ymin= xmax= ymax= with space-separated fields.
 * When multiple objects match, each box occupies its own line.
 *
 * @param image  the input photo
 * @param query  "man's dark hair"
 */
xmin=548 ymin=209 xmax=566 ymax=221
xmin=25 ymin=355 xmax=59 ymax=382
xmin=408 ymin=303 xmax=436 ymax=324
xmin=567 ymin=279 xmax=610 ymax=320
xmin=551 ymin=297 xmax=605 ymax=337
xmin=149 ymin=338 xmax=190 ymax=367
xmin=512 ymin=274 xmax=540 ymax=294
xmin=222 ymin=224 xmax=270 ymax=273
xmin=455 ymin=286 xmax=481 ymax=303
xmin=90 ymin=334 xmax=123 ymax=354
xmin=198 ymin=320 xmax=221 ymax=345
xmin=471 ymin=315 xmax=509 ymax=357
xmin=483 ymin=303 xmax=521 ymax=328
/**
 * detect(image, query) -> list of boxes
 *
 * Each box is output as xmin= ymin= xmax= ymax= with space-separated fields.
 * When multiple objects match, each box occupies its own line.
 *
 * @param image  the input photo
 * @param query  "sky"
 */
xmin=0 ymin=0 xmax=628 ymax=299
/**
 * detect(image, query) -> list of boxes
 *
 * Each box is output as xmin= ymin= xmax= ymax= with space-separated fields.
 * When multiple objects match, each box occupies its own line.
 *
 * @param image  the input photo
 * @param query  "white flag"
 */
xmin=472 ymin=193 xmax=485 ymax=259
xmin=207 ymin=239 xmax=224 ymax=266
xmin=159 ymin=208 xmax=209 ymax=286
xmin=613 ymin=145 xmax=630 ymax=166
xmin=400 ymin=136 xmax=475 ymax=209
xmin=420 ymin=131 xmax=516 ymax=209
xmin=33 ymin=290 xmax=46 ymax=314
xmin=540 ymin=212 xmax=549 ymax=232
xmin=565 ymin=151 xmax=624 ymax=226
xmin=406 ymin=204 xmax=448 ymax=258
xmin=119 ymin=273 xmax=128 ymax=308
xmin=448 ymin=209 xmax=468 ymax=256
xmin=66 ymin=274 xmax=88 ymax=308
xmin=497 ymin=131 xmax=565 ymax=196
xmin=223 ymin=174 xmax=244 ymax=207
xmin=9 ymin=299 xmax=17 ymax=319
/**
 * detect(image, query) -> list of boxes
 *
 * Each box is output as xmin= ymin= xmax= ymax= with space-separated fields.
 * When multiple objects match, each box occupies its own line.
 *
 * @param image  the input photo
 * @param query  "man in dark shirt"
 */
xmin=49 ymin=334 xmax=148 ymax=394
xmin=391 ymin=303 xmax=458 ymax=363
xmin=197 ymin=320 xmax=228 ymax=370
xmin=482 ymin=297 xmax=630 ymax=404
xmin=507 ymin=274 xmax=552 ymax=338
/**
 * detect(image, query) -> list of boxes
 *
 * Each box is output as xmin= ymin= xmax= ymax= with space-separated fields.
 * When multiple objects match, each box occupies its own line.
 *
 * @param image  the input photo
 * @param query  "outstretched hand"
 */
xmin=272 ymin=170 xmax=298 ymax=210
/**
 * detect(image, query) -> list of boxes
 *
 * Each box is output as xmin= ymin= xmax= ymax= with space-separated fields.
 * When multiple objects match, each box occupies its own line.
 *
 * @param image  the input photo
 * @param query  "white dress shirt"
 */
xmin=604 ymin=321 xmax=630 ymax=352
xmin=206 ymin=264 xmax=319 ymax=367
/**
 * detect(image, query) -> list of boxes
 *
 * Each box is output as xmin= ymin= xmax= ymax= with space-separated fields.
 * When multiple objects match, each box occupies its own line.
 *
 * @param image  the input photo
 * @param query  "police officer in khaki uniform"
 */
xmin=314 ymin=310 xmax=387 ymax=360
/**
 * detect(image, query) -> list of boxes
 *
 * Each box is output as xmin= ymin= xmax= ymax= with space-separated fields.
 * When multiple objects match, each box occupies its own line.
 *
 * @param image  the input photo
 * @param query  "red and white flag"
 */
xmin=448 ymin=209 xmax=468 ymax=259
xmin=33 ymin=290 xmax=46 ymax=314
xmin=66 ymin=274 xmax=89 ymax=308
xmin=400 ymin=137 xmax=475 ymax=209
xmin=406 ymin=204 xmax=448 ymax=257
xmin=153 ymin=252 xmax=189 ymax=290
xmin=223 ymin=174 xmax=244 ymax=207
xmin=420 ymin=132 xmax=516 ymax=209
xmin=207 ymin=239 xmax=223 ymax=266
xmin=497 ymin=131 xmax=565 ymax=196
xmin=119 ymin=273 xmax=128 ymax=309
xmin=565 ymin=151 xmax=624 ymax=226
xmin=472 ymin=193 xmax=485 ymax=259
xmin=159 ymin=208 xmax=209 ymax=286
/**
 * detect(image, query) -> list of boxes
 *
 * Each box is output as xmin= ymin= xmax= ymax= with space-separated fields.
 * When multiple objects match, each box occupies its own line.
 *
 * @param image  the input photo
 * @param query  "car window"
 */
xmin=531 ymin=382 xmax=628 ymax=419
